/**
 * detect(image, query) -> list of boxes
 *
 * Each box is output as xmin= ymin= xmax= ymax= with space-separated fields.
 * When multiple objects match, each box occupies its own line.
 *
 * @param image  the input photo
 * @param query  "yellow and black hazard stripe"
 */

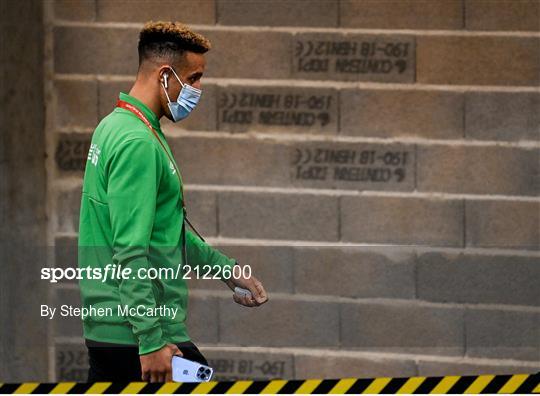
xmin=0 ymin=373 xmax=538 ymax=394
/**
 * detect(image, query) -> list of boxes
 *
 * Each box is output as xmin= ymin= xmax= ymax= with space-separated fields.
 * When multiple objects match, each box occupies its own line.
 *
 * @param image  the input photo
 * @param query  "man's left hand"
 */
xmin=224 ymin=265 xmax=268 ymax=307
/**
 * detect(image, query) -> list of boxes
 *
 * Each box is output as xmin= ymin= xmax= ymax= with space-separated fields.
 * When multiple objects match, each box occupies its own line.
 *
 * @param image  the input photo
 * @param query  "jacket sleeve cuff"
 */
xmin=137 ymin=325 xmax=166 ymax=355
xmin=217 ymin=257 xmax=237 ymax=281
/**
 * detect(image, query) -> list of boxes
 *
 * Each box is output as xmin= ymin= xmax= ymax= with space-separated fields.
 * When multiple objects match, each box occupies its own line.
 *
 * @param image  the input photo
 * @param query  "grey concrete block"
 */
xmin=184 ymin=189 xmax=218 ymax=237
xmin=201 ymin=29 xmax=291 ymax=79
xmin=53 ymin=287 xmax=84 ymax=338
xmin=55 ymin=342 xmax=89 ymax=382
xmin=417 ymin=36 xmax=540 ymax=86
xmin=417 ymin=145 xmax=539 ymax=196
xmin=465 ymin=308 xmax=540 ymax=361
xmin=55 ymin=79 xmax=99 ymax=129
xmin=465 ymin=92 xmax=540 ymax=142
xmin=340 ymin=0 xmax=463 ymax=30
xmin=218 ymin=191 xmax=339 ymax=241
xmin=172 ymin=137 xmax=415 ymax=192
xmin=293 ymin=32 xmax=415 ymax=82
xmin=2 ymin=238 xmax=49 ymax=378
xmin=55 ymin=0 xmax=96 ymax=21
xmin=190 ymin=244 xmax=295 ymax=293
xmin=55 ymin=236 xmax=79 ymax=274
xmin=216 ymin=84 xmax=338 ymax=135
xmin=219 ymin=296 xmax=340 ymax=347
xmin=417 ymin=251 xmax=540 ymax=306
xmin=294 ymin=247 xmax=416 ymax=299
xmin=465 ymin=0 xmax=540 ymax=31
xmin=56 ymin=186 xmax=82 ymax=233
xmin=186 ymin=276 xmax=228 ymax=294
xmin=217 ymin=0 xmax=338 ymax=27
xmin=2 ymin=159 xmax=48 ymax=226
xmin=340 ymin=89 xmax=464 ymax=139
xmin=4 ymin=235 xmax=49 ymax=324
xmin=202 ymin=349 xmax=294 ymax=380
xmin=97 ymin=0 xmax=216 ymax=24
xmin=417 ymin=360 xmax=540 ymax=377
xmin=171 ymin=136 xmax=291 ymax=187
xmin=55 ymin=133 xmax=92 ymax=174
xmin=341 ymin=196 xmax=464 ymax=247
xmin=290 ymin=142 xmax=416 ymax=192
xmin=54 ymin=26 xmax=139 ymax=75
xmin=466 ymin=200 xmax=540 ymax=250
xmin=186 ymin=294 xmax=218 ymax=344
xmin=341 ymin=302 xmax=465 ymax=356
xmin=97 ymin=79 xmax=134 ymax=121
xmin=295 ymin=354 xmax=417 ymax=379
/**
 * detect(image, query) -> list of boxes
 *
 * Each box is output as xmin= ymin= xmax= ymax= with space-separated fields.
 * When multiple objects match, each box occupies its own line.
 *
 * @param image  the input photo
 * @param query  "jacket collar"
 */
xmin=118 ymin=92 xmax=162 ymax=132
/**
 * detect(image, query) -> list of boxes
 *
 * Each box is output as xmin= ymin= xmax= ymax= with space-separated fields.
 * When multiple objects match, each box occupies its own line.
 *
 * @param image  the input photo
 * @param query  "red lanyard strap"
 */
xmin=116 ymin=99 xmax=206 ymax=243
xmin=116 ymin=100 xmax=183 ymax=195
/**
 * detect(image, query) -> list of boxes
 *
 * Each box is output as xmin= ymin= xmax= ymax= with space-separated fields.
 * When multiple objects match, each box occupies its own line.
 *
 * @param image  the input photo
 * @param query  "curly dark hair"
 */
xmin=138 ymin=21 xmax=211 ymax=67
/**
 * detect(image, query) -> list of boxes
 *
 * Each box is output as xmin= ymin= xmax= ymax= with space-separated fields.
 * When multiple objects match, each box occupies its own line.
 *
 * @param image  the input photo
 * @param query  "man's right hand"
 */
xmin=140 ymin=343 xmax=182 ymax=382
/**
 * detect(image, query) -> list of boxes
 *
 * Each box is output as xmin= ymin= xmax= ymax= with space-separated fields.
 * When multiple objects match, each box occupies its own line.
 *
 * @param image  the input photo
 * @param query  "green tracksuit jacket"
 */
xmin=78 ymin=92 xmax=235 ymax=355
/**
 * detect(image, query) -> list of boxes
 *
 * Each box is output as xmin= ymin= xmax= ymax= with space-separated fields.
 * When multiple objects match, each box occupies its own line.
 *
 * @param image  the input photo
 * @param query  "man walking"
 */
xmin=78 ymin=21 xmax=268 ymax=383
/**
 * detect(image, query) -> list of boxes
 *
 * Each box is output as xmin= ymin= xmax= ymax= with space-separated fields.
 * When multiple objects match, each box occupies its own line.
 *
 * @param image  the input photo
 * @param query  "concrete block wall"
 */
xmin=1 ymin=0 xmax=49 ymax=382
xmin=46 ymin=0 xmax=539 ymax=381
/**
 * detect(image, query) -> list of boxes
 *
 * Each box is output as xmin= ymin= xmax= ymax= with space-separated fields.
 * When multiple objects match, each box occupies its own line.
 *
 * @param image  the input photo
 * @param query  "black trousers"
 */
xmin=86 ymin=339 xmax=209 ymax=382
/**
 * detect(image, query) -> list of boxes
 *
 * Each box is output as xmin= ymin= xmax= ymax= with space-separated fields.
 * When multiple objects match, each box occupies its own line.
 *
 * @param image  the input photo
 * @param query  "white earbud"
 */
xmin=163 ymin=73 xmax=169 ymax=89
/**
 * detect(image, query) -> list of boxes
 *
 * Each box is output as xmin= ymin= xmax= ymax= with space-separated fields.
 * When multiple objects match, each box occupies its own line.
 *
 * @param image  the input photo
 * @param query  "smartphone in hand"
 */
xmin=172 ymin=355 xmax=214 ymax=382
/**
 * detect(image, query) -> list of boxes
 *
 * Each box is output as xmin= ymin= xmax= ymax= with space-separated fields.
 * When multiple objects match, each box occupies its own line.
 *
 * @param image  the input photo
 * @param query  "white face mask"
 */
xmin=161 ymin=67 xmax=202 ymax=122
